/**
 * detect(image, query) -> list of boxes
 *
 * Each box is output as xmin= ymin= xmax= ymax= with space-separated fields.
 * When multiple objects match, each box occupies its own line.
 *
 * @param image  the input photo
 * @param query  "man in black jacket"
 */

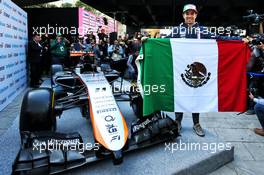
xmin=28 ymin=34 xmax=43 ymax=87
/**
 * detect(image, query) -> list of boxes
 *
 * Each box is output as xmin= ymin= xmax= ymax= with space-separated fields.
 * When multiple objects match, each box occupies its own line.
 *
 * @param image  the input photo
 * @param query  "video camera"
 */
xmin=243 ymin=10 xmax=264 ymax=25
xmin=250 ymin=34 xmax=264 ymax=45
xmin=113 ymin=45 xmax=120 ymax=54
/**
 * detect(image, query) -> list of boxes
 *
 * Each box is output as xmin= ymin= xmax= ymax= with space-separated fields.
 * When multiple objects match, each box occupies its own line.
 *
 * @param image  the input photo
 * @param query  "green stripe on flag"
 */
xmin=142 ymin=38 xmax=174 ymax=116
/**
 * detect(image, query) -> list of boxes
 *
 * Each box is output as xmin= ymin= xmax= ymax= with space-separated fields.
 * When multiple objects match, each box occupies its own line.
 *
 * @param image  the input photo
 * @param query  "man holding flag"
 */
xmin=139 ymin=4 xmax=250 ymax=137
xmin=168 ymin=4 xmax=208 ymax=137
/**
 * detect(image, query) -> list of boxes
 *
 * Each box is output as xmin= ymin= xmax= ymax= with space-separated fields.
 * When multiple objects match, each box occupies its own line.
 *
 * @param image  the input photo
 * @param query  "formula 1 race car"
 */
xmin=12 ymin=57 xmax=179 ymax=174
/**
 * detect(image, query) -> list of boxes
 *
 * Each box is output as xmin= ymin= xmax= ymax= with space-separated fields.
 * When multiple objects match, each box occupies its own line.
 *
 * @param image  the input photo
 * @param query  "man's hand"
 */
xmin=257 ymin=42 xmax=264 ymax=51
xmin=242 ymin=37 xmax=251 ymax=44
xmin=249 ymin=92 xmax=254 ymax=100
xmin=141 ymin=36 xmax=148 ymax=42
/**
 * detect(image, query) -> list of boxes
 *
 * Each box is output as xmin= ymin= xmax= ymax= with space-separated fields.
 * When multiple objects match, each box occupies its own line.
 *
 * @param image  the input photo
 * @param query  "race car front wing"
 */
xmin=12 ymin=114 xmax=179 ymax=175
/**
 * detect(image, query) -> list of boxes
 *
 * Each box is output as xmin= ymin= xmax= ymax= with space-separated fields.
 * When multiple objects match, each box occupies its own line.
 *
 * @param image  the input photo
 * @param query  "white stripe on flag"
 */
xmin=170 ymin=39 xmax=219 ymax=112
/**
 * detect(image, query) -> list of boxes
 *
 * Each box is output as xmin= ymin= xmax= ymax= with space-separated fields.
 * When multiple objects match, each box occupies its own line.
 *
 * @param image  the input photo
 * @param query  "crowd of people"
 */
xmin=28 ymin=28 xmax=145 ymax=87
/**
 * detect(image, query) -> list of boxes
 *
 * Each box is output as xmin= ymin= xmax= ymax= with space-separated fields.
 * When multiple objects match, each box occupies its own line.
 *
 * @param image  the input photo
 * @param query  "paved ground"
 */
xmin=0 ymin=88 xmax=28 ymax=137
xmin=206 ymin=113 xmax=264 ymax=175
xmin=0 ymin=88 xmax=263 ymax=174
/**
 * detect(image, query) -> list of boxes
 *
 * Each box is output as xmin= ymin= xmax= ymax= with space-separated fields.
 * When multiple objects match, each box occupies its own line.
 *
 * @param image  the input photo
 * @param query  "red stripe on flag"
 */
xmin=217 ymin=40 xmax=251 ymax=112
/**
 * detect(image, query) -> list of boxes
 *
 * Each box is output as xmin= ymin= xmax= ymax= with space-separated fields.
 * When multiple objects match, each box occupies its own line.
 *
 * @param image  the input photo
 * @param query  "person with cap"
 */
xmin=168 ymin=4 xmax=206 ymax=137
xmin=167 ymin=4 xmax=202 ymax=38
xmin=167 ymin=4 xmax=248 ymax=40
xmin=166 ymin=4 xmax=249 ymax=137
xmin=50 ymin=33 xmax=70 ymax=65
xmin=108 ymin=40 xmax=124 ymax=61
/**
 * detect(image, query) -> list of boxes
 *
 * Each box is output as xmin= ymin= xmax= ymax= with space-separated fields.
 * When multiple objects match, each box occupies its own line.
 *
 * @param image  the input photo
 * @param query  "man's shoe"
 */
xmin=193 ymin=123 xmax=205 ymax=137
xmin=254 ymin=128 xmax=262 ymax=131
xmin=175 ymin=120 xmax=182 ymax=134
xmin=245 ymin=109 xmax=255 ymax=115
xmin=254 ymin=128 xmax=264 ymax=136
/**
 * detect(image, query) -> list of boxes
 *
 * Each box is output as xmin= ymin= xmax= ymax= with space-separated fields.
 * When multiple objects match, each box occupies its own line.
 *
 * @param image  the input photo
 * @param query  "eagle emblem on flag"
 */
xmin=181 ymin=62 xmax=211 ymax=88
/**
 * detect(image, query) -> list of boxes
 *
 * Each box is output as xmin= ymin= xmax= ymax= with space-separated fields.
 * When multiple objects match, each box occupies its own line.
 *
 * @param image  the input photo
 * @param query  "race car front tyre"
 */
xmin=19 ymin=88 xmax=56 ymax=140
xmin=95 ymin=144 xmax=125 ymax=165
xmin=112 ymin=150 xmax=123 ymax=165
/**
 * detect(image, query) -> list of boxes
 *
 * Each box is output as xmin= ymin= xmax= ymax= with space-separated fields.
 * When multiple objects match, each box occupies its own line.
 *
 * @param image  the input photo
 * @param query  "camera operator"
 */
xmin=245 ymin=34 xmax=264 ymax=115
xmin=108 ymin=40 xmax=124 ymax=61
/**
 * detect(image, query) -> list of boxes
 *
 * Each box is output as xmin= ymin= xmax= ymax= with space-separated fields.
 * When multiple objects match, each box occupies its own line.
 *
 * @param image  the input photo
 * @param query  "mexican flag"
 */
xmin=136 ymin=38 xmax=251 ymax=116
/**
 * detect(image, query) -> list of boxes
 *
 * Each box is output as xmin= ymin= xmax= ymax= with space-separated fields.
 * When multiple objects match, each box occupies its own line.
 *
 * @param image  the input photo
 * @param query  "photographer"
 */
xmin=85 ymin=30 xmax=96 ymax=44
xmin=245 ymin=35 xmax=264 ymax=115
xmin=72 ymin=38 xmax=84 ymax=52
xmin=107 ymin=40 xmax=124 ymax=61
xmin=85 ymin=40 xmax=100 ymax=60
xmin=97 ymin=27 xmax=108 ymax=42
xmin=249 ymin=92 xmax=264 ymax=136
xmin=50 ymin=33 xmax=70 ymax=65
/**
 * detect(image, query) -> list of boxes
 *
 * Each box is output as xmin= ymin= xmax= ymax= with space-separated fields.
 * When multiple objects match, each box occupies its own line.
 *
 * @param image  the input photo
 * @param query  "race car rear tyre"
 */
xmin=19 ymin=88 xmax=56 ymax=138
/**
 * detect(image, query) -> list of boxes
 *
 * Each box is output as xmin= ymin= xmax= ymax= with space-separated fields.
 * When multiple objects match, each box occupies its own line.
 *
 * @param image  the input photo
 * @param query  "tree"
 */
xmin=75 ymin=0 xmax=99 ymax=14
xmin=61 ymin=3 xmax=72 ymax=8
xmin=25 ymin=3 xmax=58 ymax=8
